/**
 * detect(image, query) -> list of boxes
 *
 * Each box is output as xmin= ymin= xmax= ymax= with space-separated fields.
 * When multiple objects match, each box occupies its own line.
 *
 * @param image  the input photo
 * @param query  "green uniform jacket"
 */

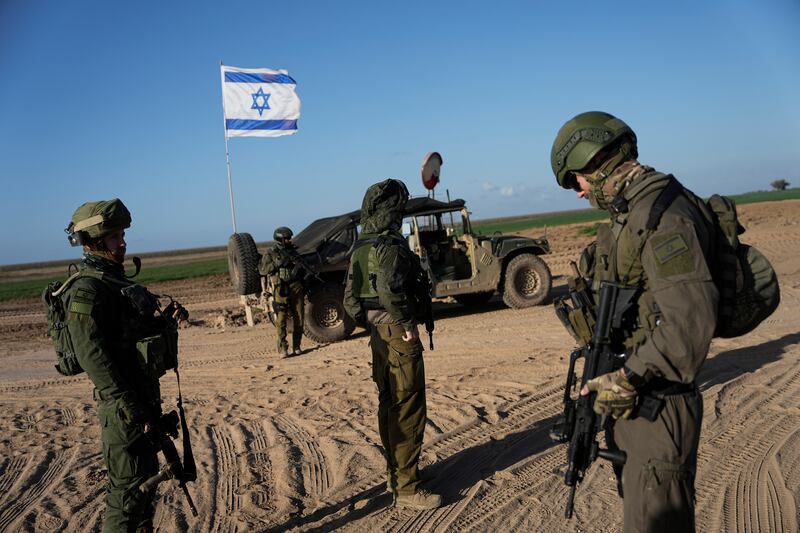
xmin=259 ymin=244 xmax=304 ymax=298
xmin=64 ymin=255 xmax=163 ymax=419
xmin=344 ymin=231 xmax=421 ymax=331
xmin=590 ymin=171 xmax=719 ymax=383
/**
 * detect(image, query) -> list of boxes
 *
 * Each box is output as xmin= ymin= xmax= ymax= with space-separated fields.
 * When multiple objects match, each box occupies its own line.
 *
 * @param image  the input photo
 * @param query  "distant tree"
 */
xmin=770 ymin=179 xmax=790 ymax=191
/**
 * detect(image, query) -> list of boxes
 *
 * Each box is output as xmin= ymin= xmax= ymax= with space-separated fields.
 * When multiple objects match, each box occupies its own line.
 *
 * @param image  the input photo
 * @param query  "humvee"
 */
xmin=227 ymin=197 xmax=551 ymax=343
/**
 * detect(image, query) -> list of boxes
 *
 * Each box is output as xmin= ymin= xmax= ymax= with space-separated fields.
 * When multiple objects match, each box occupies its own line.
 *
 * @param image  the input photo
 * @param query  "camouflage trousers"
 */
xmin=97 ymin=400 xmax=159 ymax=533
xmin=273 ymin=282 xmax=304 ymax=352
xmin=612 ymin=387 xmax=702 ymax=533
xmin=369 ymin=323 xmax=427 ymax=496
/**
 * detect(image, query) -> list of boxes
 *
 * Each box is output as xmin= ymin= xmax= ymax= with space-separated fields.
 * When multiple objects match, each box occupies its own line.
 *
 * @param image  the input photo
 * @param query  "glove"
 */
xmin=583 ymin=370 xmax=638 ymax=419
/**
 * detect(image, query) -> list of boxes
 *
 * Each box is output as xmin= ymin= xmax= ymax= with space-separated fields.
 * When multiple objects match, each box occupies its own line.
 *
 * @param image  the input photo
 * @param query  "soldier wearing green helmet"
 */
xmin=58 ymin=198 xmax=187 ymax=532
xmin=551 ymin=112 xmax=718 ymax=532
xmin=259 ymin=226 xmax=306 ymax=357
xmin=343 ymin=179 xmax=442 ymax=510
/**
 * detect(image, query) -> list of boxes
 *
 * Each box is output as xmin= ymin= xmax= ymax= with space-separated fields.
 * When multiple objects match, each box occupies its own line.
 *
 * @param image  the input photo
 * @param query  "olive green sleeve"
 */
xmin=375 ymin=243 xmax=416 ymax=330
xmin=258 ymin=249 xmax=279 ymax=276
xmin=66 ymin=279 xmax=141 ymax=415
xmin=342 ymin=260 xmax=365 ymax=325
xmin=625 ymin=214 xmax=718 ymax=383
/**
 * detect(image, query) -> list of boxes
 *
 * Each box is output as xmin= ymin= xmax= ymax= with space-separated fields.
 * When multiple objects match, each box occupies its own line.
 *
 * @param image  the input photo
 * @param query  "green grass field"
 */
xmin=2 ymin=188 xmax=797 ymax=302
xmin=472 ymin=188 xmax=800 ymax=235
xmin=1 ymin=258 xmax=229 ymax=302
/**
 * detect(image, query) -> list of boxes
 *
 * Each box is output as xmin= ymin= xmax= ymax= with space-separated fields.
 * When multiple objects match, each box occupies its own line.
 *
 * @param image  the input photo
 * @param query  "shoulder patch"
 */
xmin=649 ymin=232 xmax=695 ymax=278
xmin=652 ymin=233 xmax=689 ymax=264
xmin=69 ymin=300 xmax=94 ymax=315
xmin=74 ymin=287 xmax=96 ymax=301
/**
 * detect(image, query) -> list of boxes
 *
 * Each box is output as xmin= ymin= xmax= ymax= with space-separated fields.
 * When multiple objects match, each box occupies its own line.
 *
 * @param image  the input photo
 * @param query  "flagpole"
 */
xmin=220 ymin=61 xmax=238 ymax=234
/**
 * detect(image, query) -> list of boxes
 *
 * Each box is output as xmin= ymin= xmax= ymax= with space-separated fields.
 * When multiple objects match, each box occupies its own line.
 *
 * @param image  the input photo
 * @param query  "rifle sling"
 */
xmin=174 ymin=367 xmax=197 ymax=481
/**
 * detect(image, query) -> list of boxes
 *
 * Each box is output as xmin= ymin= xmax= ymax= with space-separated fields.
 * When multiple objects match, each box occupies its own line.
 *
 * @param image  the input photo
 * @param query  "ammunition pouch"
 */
xmin=554 ymin=298 xmax=596 ymax=345
xmin=278 ymin=267 xmax=292 ymax=282
xmin=135 ymin=328 xmax=178 ymax=378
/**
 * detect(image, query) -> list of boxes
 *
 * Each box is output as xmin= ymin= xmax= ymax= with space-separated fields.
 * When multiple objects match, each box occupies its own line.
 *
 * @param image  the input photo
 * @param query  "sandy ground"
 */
xmin=1 ymin=200 xmax=799 ymax=532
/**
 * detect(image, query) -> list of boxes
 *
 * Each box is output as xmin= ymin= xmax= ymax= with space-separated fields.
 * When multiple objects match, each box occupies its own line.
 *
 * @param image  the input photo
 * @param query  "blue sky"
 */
xmin=1 ymin=0 xmax=798 ymax=265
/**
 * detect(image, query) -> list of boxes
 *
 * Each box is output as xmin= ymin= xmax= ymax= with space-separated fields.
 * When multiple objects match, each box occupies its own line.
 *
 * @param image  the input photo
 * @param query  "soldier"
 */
xmin=550 ymin=112 xmax=718 ymax=532
xmin=60 ymin=199 xmax=186 ymax=532
xmin=343 ymin=179 xmax=442 ymax=510
xmin=259 ymin=226 xmax=305 ymax=357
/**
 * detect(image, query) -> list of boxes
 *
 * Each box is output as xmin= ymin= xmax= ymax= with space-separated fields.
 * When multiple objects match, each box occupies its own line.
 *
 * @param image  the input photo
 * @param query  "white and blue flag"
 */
xmin=221 ymin=64 xmax=300 ymax=138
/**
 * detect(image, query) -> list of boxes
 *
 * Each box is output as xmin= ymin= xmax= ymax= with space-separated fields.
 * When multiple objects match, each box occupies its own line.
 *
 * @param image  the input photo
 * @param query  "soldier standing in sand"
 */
xmin=55 ymin=199 xmax=187 ymax=532
xmin=343 ymin=178 xmax=442 ymax=510
xmin=259 ymin=226 xmax=306 ymax=357
xmin=550 ymin=112 xmax=718 ymax=532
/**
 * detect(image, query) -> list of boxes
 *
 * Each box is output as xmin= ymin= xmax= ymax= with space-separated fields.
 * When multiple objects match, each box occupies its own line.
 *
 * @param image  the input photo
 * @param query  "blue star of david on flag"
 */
xmin=221 ymin=64 xmax=301 ymax=138
xmin=250 ymin=87 xmax=271 ymax=116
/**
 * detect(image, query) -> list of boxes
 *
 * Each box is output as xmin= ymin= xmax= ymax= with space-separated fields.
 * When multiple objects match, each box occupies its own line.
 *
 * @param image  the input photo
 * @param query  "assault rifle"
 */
xmin=131 ymin=411 xmax=199 ymax=517
xmin=551 ymin=268 xmax=638 ymax=518
xmin=280 ymin=246 xmax=325 ymax=284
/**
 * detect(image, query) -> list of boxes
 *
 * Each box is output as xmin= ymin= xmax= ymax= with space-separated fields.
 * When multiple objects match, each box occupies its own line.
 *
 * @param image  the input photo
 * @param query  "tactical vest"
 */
xmin=268 ymin=246 xmax=304 ymax=288
xmin=43 ymin=269 xmax=178 ymax=380
xmin=589 ymin=174 xmax=700 ymax=349
xmin=350 ymin=232 xmax=430 ymax=319
xmin=350 ymin=237 xmax=381 ymax=300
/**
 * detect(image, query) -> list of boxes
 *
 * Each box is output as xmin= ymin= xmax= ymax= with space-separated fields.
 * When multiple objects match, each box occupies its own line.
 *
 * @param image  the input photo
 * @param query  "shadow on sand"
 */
xmin=697 ymin=331 xmax=800 ymax=391
xmin=263 ymin=414 xmax=560 ymax=532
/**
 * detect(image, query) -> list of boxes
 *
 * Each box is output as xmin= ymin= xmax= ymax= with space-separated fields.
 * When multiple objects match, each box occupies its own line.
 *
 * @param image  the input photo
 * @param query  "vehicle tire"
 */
xmin=454 ymin=291 xmax=494 ymax=306
xmin=228 ymin=233 xmax=261 ymax=295
xmin=502 ymin=254 xmax=552 ymax=308
xmin=304 ymin=282 xmax=355 ymax=343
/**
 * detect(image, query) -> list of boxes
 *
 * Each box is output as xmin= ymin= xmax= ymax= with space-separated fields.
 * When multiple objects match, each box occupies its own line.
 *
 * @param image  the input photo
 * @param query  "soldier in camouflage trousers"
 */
xmin=60 ymin=199 xmax=185 ymax=532
xmin=259 ymin=227 xmax=305 ymax=357
xmin=343 ymin=179 xmax=442 ymax=510
xmin=551 ymin=112 xmax=718 ymax=533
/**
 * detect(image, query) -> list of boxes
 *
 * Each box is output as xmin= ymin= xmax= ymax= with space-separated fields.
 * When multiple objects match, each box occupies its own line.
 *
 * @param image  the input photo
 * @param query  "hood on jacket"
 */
xmin=360 ymin=179 xmax=409 ymax=234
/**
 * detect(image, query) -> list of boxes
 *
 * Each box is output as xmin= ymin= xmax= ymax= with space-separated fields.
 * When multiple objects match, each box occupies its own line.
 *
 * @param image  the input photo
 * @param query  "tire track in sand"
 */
xmin=697 ymin=350 xmax=800 ymax=532
xmin=0 ymin=449 xmax=74 ymax=532
xmin=0 ymin=456 xmax=29 ymax=500
xmin=273 ymin=414 xmax=331 ymax=501
xmin=207 ymin=425 xmax=242 ymax=533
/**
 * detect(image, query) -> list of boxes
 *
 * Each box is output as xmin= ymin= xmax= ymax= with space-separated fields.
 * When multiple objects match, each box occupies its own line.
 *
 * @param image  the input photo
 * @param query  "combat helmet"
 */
xmin=65 ymin=198 xmax=131 ymax=246
xmin=550 ymin=111 xmax=637 ymax=188
xmin=274 ymin=226 xmax=294 ymax=243
xmin=360 ymin=179 xmax=410 ymax=234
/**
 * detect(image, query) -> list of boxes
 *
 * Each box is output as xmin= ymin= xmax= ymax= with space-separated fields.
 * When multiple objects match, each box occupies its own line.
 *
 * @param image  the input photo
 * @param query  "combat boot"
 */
xmin=394 ymin=489 xmax=442 ymax=510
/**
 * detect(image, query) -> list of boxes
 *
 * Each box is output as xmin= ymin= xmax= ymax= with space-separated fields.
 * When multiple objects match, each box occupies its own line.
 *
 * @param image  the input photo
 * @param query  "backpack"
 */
xmin=648 ymin=178 xmax=780 ymax=338
xmin=42 ymin=270 xmax=103 ymax=376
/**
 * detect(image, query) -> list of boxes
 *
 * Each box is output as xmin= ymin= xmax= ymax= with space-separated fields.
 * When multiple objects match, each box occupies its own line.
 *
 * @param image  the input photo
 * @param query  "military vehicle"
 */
xmin=228 ymin=197 xmax=551 ymax=343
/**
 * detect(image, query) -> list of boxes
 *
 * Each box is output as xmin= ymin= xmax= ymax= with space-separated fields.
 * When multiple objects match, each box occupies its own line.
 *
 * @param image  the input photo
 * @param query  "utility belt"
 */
xmin=634 ymin=379 xmax=697 ymax=421
xmin=361 ymin=297 xmax=386 ymax=312
xmin=642 ymin=377 xmax=696 ymax=397
xmin=92 ymin=388 xmax=160 ymax=409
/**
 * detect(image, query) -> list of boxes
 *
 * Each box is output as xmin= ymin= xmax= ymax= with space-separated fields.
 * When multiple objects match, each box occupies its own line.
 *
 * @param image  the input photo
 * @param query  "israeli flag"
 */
xmin=221 ymin=64 xmax=301 ymax=138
